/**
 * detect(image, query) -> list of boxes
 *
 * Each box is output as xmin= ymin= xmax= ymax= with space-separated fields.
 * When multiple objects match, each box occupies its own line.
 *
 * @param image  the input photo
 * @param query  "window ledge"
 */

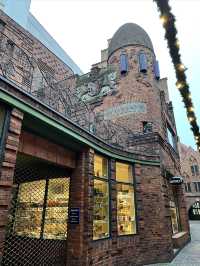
xmin=172 ymin=231 xmax=187 ymax=239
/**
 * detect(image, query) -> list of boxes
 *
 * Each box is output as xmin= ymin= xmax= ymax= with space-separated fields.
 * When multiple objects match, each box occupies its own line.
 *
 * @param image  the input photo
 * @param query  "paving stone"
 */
xmin=147 ymin=221 xmax=200 ymax=266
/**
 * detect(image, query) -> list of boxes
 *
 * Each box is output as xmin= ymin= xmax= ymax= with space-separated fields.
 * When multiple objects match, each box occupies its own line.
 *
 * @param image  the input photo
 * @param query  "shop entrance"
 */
xmin=189 ymin=201 xmax=200 ymax=220
xmin=2 ymin=153 xmax=71 ymax=265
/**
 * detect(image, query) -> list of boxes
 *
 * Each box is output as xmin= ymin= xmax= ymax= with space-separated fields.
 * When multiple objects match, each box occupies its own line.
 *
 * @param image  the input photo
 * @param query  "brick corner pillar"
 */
xmin=0 ymin=108 xmax=23 ymax=259
xmin=66 ymin=148 xmax=94 ymax=266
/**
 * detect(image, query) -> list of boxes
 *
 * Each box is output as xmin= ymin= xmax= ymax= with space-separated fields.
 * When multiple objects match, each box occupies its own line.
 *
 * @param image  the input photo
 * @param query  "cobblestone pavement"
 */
xmin=148 ymin=221 xmax=200 ymax=266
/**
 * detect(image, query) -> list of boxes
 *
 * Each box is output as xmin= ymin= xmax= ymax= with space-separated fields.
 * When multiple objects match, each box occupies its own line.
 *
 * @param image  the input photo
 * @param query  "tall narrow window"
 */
xmin=93 ymin=154 xmax=109 ymax=240
xmin=14 ymin=180 xmax=46 ymax=238
xmin=139 ymin=52 xmax=147 ymax=73
xmin=44 ymin=178 xmax=70 ymax=240
xmin=153 ymin=60 xmax=160 ymax=80
xmin=116 ymin=162 xmax=136 ymax=235
xmin=169 ymin=200 xmax=179 ymax=234
xmin=120 ymin=53 xmax=128 ymax=75
xmin=0 ymin=105 xmax=6 ymax=140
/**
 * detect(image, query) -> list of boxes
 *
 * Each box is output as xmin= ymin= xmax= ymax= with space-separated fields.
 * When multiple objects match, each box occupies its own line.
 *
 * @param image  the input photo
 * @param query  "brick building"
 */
xmin=179 ymin=143 xmax=200 ymax=220
xmin=0 ymin=9 xmax=190 ymax=266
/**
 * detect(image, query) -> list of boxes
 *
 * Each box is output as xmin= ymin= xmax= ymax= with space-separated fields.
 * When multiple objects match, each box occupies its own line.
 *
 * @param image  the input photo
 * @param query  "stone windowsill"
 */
xmin=172 ymin=231 xmax=187 ymax=239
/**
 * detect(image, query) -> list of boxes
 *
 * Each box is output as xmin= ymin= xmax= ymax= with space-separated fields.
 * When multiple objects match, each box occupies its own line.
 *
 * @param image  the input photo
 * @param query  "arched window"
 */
xmin=138 ymin=52 xmax=147 ymax=73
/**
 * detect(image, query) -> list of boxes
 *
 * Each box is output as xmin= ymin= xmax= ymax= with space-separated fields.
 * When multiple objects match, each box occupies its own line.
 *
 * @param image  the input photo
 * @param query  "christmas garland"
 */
xmin=153 ymin=0 xmax=200 ymax=151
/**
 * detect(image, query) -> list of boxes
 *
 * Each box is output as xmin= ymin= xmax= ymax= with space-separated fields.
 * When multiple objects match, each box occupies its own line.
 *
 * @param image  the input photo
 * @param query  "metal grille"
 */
xmin=2 ymin=154 xmax=70 ymax=266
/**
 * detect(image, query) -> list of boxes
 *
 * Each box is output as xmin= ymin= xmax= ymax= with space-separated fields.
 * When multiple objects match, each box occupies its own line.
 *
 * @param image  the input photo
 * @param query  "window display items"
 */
xmin=13 ymin=177 xmax=70 ymax=240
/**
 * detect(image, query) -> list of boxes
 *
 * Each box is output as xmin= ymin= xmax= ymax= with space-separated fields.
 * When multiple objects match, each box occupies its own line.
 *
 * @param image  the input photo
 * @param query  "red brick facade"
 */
xmin=0 ymin=108 xmax=23 ymax=258
xmin=0 ymin=11 xmax=190 ymax=266
xmin=179 ymin=143 xmax=200 ymax=210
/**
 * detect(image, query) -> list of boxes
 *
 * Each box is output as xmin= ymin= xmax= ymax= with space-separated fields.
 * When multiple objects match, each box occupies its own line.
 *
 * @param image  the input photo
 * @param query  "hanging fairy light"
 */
xmin=154 ymin=0 xmax=200 ymax=152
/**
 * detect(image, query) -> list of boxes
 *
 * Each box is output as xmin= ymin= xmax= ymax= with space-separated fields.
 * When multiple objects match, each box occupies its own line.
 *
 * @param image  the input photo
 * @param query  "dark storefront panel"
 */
xmin=2 ymin=154 xmax=70 ymax=266
xmin=189 ymin=201 xmax=200 ymax=220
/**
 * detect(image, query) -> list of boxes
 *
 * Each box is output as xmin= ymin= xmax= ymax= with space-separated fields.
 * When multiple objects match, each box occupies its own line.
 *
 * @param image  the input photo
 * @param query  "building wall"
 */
xmin=0 ymin=0 xmax=82 ymax=74
xmin=179 ymin=143 xmax=200 ymax=210
xmin=0 ymin=10 xmax=74 ymax=80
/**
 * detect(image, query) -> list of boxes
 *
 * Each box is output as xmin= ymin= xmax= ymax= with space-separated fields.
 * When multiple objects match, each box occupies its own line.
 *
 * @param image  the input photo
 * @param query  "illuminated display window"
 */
xmin=169 ymin=200 xmax=180 ymax=234
xmin=93 ymin=154 xmax=109 ymax=240
xmin=94 ymin=154 xmax=108 ymax=178
xmin=44 ymin=178 xmax=70 ymax=240
xmin=116 ymin=162 xmax=136 ymax=235
xmin=13 ymin=177 xmax=70 ymax=240
xmin=116 ymin=162 xmax=133 ymax=183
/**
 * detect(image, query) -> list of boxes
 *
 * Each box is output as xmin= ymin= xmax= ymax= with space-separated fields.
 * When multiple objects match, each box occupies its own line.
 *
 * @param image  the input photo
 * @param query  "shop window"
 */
xmin=13 ymin=180 xmax=46 ymax=238
xmin=93 ymin=154 xmax=109 ymax=240
xmin=94 ymin=154 xmax=108 ymax=178
xmin=13 ymin=177 xmax=70 ymax=240
xmin=169 ymin=201 xmax=179 ymax=234
xmin=116 ymin=162 xmax=136 ymax=235
xmin=43 ymin=178 xmax=70 ymax=240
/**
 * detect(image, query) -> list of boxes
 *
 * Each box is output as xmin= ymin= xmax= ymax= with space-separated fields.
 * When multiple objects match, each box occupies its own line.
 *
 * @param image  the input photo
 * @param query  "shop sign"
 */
xmin=192 ymin=202 xmax=200 ymax=216
xmin=69 ymin=207 xmax=80 ymax=224
xmin=102 ymin=102 xmax=147 ymax=120
xmin=169 ymin=176 xmax=183 ymax=185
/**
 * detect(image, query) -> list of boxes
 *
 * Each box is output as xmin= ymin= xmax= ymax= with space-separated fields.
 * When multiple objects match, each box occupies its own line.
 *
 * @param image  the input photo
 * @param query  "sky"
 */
xmin=30 ymin=0 xmax=200 ymax=150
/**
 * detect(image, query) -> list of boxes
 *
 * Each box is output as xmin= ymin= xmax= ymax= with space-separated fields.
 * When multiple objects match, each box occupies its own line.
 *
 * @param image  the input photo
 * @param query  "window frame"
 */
xmin=13 ymin=177 xmax=70 ymax=240
xmin=0 ymin=103 xmax=11 ymax=167
xmin=93 ymin=153 xmax=111 ymax=241
xmin=116 ymin=161 xmax=137 ymax=237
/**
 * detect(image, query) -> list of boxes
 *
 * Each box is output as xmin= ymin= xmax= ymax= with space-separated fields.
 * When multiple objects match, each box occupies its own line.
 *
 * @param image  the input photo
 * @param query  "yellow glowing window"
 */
xmin=94 ymin=154 xmax=108 ymax=178
xmin=13 ymin=177 xmax=70 ymax=240
xmin=117 ymin=183 xmax=136 ymax=235
xmin=170 ymin=201 xmax=179 ymax=234
xmin=44 ymin=178 xmax=70 ymax=240
xmin=93 ymin=179 xmax=109 ymax=240
xmin=13 ymin=180 xmax=46 ymax=238
xmin=116 ymin=162 xmax=133 ymax=183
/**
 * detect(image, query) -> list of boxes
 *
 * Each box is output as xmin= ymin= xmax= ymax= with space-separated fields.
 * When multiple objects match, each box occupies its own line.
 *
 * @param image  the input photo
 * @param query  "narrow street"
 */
xmin=150 ymin=221 xmax=200 ymax=266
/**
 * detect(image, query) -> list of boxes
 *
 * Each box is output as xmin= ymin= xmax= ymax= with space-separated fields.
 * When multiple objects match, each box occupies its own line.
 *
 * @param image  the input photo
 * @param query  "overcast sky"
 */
xmin=30 ymin=0 xmax=200 ymax=150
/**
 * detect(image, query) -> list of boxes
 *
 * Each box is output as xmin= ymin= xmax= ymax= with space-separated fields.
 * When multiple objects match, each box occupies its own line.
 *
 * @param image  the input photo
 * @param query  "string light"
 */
xmin=154 ymin=0 xmax=200 ymax=151
xmin=188 ymin=117 xmax=194 ymax=123
xmin=175 ymin=40 xmax=180 ymax=48
xmin=177 ymin=64 xmax=185 ymax=71
xmin=188 ymin=106 xmax=194 ymax=112
xmin=160 ymin=15 xmax=168 ymax=25
xmin=176 ymin=82 xmax=184 ymax=89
